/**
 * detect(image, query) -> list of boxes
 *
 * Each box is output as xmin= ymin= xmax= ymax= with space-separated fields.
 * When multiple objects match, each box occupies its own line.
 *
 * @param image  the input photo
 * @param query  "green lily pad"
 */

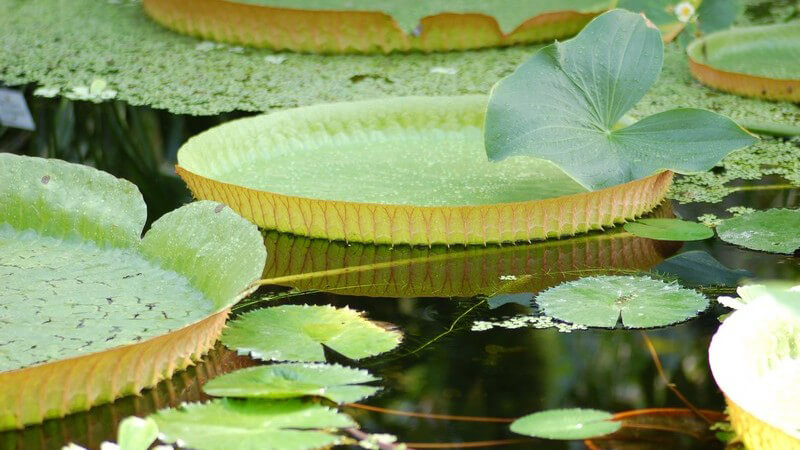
xmin=238 ymin=0 xmax=608 ymax=34
xmin=203 ymin=363 xmax=379 ymax=403
xmin=653 ymin=250 xmax=751 ymax=287
xmin=117 ymin=417 xmax=159 ymax=450
xmin=0 ymin=154 xmax=266 ymax=429
xmin=485 ymin=9 xmax=757 ymax=191
xmin=510 ymin=408 xmax=621 ymax=440
xmin=709 ymin=285 xmax=800 ymax=446
xmin=221 ymin=305 xmax=402 ymax=362
xmin=623 ymin=218 xmax=713 ymax=241
xmin=619 ymin=0 xmax=742 ymax=40
xmin=151 ymin=399 xmax=355 ymax=450
xmin=534 ymin=275 xmax=709 ymax=328
xmin=716 ymin=209 xmax=800 ymax=254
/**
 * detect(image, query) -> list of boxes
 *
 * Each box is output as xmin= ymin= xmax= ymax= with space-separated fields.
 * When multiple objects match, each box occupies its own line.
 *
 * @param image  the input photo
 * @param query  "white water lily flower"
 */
xmin=675 ymin=2 xmax=696 ymax=23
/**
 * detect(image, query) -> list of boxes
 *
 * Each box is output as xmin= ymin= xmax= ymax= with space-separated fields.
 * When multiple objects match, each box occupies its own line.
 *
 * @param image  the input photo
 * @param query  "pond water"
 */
xmin=1 ymin=96 xmax=799 ymax=450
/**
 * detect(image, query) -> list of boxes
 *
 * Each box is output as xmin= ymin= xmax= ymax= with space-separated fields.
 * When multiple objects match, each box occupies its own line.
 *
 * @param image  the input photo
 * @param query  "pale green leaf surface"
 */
xmin=485 ymin=10 xmax=757 ymax=190
xmin=0 ymin=153 xmax=145 ymax=249
xmin=623 ymin=218 xmax=713 ymax=241
xmin=242 ymin=0 xmax=610 ymax=33
xmin=697 ymin=0 xmax=743 ymax=34
xmin=203 ymin=363 xmax=379 ymax=403
xmin=221 ymin=305 xmax=402 ymax=362
xmin=534 ymin=275 xmax=709 ymax=328
xmin=181 ymin=96 xmax=586 ymax=206
xmin=152 ymin=399 xmax=354 ymax=450
xmin=688 ymin=23 xmax=800 ymax=79
xmin=0 ymin=155 xmax=266 ymax=372
xmin=510 ymin=408 xmax=620 ymax=440
xmin=117 ymin=417 xmax=159 ymax=450
xmin=716 ymin=209 xmax=800 ymax=254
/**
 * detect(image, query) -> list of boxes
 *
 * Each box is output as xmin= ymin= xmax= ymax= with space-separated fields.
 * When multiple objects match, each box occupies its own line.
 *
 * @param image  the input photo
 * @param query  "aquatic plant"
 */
xmin=623 ymin=218 xmax=714 ymax=241
xmin=203 ymin=363 xmax=380 ymax=403
xmin=510 ymin=408 xmax=620 ymax=440
xmin=221 ymin=305 xmax=402 ymax=362
xmin=716 ymin=208 xmax=800 ymax=254
xmin=534 ymin=275 xmax=709 ymax=328
xmin=0 ymin=154 xmax=266 ymax=430
xmin=485 ymin=9 xmax=756 ymax=191
xmin=688 ymin=23 xmax=800 ymax=102
xmin=709 ymin=284 xmax=800 ymax=448
xmin=143 ymin=0 xmax=610 ymax=53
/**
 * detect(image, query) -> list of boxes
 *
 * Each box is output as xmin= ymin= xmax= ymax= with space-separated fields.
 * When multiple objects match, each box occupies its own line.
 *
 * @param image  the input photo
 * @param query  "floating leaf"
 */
xmin=485 ymin=9 xmax=757 ymax=191
xmin=151 ymin=399 xmax=354 ymax=450
xmin=623 ymin=218 xmax=713 ymax=241
xmin=117 ymin=417 xmax=159 ymax=450
xmin=696 ymin=0 xmax=743 ymax=34
xmin=716 ymin=209 xmax=800 ymax=254
xmin=487 ymin=293 xmax=533 ymax=309
xmin=688 ymin=23 xmax=800 ymax=102
xmin=510 ymin=408 xmax=621 ymax=440
xmin=178 ymin=95 xmax=673 ymax=245
xmin=0 ymin=154 xmax=266 ymax=430
xmin=653 ymin=251 xmax=751 ymax=287
xmin=221 ymin=305 xmax=402 ymax=362
xmin=145 ymin=0 xmax=610 ymax=52
xmin=203 ymin=363 xmax=379 ymax=404
xmin=709 ymin=285 xmax=800 ymax=447
xmin=534 ymin=275 xmax=709 ymax=328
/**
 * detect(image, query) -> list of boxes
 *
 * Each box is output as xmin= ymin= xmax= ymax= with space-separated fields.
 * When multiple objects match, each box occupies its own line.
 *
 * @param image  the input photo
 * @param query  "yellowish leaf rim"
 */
xmin=142 ymin=0 xmax=601 ymax=53
xmin=176 ymin=95 xmax=673 ymax=246
xmin=687 ymin=25 xmax=800 ymax=102
xmin=0 ymin=309 xmax=228 ymax=431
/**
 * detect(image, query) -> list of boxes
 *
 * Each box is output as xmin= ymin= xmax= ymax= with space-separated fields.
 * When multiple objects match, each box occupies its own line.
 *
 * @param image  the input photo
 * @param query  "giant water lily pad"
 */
xmin=177 ymin=95 xmax=673 ymax=245
xmin=716 ymin=209 xmax=800 ymax=254
xmin=688 ymin=23 xmax=800 ymax=102
xmin=152 ymin=399 xmax=355 ymax=450
xmin=203 ymin=363 xmax=379 ymax=403
xmin=534 ymin=275 xmax=709 ymax=328
xmin=0 ymin=154 xmax=266 ymax=430
xmin=221 ymin=305 xmax=402 ymax=362
xmin=709 ymin=286 xmax=800 ymax=448
xmin=485 ymin=9 xmax=757 ymax=191
xmin=144 ymin=0 xmax=609 ymax=53
xmin=510 ymin=408 xmax=621 ymax=440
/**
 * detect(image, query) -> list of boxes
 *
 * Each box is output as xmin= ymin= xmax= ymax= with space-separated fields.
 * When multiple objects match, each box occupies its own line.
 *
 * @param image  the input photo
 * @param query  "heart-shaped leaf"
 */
xmin=510 ymin=408 xmax=621 ymax=440
xmin=623 ymin=218 xmax=713 ymax=241
xmin=484 ymin=9 xmax=757 ymax=191
xmin=203 ymin=363 xmax=379 ymax=403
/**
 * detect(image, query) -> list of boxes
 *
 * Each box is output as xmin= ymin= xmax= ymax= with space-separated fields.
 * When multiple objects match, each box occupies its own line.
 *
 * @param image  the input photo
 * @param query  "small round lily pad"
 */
xmin=510 ymin=408 xmax=621 ymax=440
xmin=534 ymin=275 xmax=709 ymax=328
xmin=716 ymin=208 xmax=800 ymax=254
xmin=623 ymin=218 xmax=714 ymax=241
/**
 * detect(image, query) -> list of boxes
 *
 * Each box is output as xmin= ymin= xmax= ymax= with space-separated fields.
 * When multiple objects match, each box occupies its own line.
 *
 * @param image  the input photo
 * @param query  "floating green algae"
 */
xmin=1 ymin=0 xmax=799 ymax=124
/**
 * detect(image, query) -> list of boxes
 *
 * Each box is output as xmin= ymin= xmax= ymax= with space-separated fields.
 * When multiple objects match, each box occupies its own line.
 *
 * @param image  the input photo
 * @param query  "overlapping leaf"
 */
xmin=623 ymin=218 xmax=713 ymax=241
xmin=203 ymin=363 xmax=380 ymax=403
xmin=716 ymin=209 xmax=800 ymax=254
xmin=485 ymin=9 xmax=756 ymax=191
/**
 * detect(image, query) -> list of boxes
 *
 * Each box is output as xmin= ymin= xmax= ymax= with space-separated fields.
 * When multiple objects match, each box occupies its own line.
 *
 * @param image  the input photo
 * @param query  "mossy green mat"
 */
xmin=1 ymin=0 xmax=799 ymax=125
